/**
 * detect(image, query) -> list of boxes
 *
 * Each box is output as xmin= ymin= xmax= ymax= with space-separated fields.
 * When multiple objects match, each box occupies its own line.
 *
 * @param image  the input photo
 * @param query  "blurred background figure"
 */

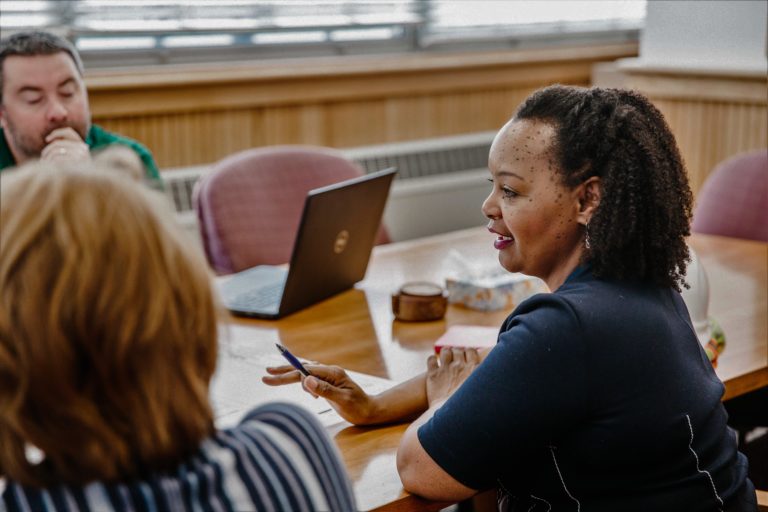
xmin=0 ymin=31 xmax=160 ymax=185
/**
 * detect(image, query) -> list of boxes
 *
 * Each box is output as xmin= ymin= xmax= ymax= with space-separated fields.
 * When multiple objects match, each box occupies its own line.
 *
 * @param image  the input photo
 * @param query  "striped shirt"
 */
xmin=2 ymin=403 xmax=356 ymax=512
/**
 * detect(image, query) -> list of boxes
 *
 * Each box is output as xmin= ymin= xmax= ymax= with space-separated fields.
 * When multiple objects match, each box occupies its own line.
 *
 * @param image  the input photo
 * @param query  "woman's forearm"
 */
xmin=364 ymin=372 xmax=428 ymax=425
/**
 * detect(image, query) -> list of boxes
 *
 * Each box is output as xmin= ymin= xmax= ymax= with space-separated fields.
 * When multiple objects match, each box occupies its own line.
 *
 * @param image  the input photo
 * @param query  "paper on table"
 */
xmin=211 ymin=348 xmax=395 ymax=428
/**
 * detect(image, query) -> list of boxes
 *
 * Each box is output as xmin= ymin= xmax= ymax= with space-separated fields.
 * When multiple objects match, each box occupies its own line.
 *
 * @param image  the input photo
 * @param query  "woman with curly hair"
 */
xmin=0 ymin=163 xmax=356 ymax=511
xmin=265 ymin=85 xmax=756 ymax=510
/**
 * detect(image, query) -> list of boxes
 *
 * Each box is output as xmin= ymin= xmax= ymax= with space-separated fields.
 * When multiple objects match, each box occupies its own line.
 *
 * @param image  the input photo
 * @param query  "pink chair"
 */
xmin=194 ymin=145 xmax=390 ymax=275
xmin=691 ymin=149 xmax=768 ymax=242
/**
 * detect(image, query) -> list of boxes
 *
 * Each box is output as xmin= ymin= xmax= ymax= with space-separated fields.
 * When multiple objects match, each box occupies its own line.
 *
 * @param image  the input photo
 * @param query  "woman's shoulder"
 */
xmin=218 ymin=402 xmax=333 ymax=455
xmin=183 ymin=402 xmax=357 ymax=512
xmin=526 ymin=270 xmax=664 ymax=309
xmin=239 ymin=401 xmax=321 ymax=426
xmin=500 ymin=289 xmax=584 ymax=343
xmin=502 ymin=270 xmax=655 ymax=332
xmin=505 ymin=279 xmax=590 ymax=322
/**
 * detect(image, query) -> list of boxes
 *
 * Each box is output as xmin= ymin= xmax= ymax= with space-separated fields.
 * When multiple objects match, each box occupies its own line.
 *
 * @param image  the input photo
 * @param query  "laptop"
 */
xmin=217 ymin=167 xmax=397 ymax=319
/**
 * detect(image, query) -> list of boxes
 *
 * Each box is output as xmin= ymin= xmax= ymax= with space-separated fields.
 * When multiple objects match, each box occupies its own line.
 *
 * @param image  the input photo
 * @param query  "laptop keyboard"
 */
xmin=230 ymin=282 xmax=284 ymax=310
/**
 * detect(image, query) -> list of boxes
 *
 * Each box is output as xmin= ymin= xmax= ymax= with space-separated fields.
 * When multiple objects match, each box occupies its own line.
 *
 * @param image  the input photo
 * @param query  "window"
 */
xmin=0 ymin=0 xmax=645 ymax=67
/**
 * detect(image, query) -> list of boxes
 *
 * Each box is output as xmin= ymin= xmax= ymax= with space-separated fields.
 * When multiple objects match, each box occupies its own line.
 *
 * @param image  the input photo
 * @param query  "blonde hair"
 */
xmin=93 ymin=145 xmax=145 ymax=182
xmin=0 ymin=163 xmax=219 ymax=486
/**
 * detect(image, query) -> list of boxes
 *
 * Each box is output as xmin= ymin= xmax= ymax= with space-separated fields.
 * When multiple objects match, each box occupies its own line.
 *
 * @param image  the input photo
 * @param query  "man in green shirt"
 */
xmin=0 ymin=31 xmax=160 ymax=185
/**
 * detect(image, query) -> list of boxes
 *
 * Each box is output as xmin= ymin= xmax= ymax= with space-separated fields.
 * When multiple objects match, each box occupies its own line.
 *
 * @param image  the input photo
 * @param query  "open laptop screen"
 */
xmin=219 ymin=167 xmax=396 ymax=319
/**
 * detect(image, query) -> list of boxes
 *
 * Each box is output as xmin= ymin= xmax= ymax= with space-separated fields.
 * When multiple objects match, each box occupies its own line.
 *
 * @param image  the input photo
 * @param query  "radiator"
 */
xmin=162 ymin=131 xmax=495 ymax=243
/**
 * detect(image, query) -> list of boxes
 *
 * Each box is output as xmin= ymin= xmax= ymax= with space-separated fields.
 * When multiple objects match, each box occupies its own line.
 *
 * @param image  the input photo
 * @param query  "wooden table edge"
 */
xmin=723 ymin=368 xmax=768 ymax=401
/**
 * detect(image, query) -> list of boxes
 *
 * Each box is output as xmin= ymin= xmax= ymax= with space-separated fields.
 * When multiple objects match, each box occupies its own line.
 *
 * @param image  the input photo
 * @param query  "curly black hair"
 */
xmin=515 ymin=85 xmax=692 ymax=291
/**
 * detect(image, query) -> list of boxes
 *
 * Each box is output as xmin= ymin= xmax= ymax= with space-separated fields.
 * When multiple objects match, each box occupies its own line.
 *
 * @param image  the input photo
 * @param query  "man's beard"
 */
xmin=3 ymin=116 xmax=89 ymax=160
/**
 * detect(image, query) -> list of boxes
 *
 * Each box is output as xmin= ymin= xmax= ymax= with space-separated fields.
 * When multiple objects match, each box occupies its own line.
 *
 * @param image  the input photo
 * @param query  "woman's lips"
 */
xmin=487 ymin=225 xmax=514 ymax=250
xmin=493 ymin=235 xmax=514 ymax=250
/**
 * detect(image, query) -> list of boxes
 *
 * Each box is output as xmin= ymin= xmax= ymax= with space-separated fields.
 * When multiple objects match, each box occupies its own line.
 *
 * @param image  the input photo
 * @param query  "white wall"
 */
xmin=640 ymin=0 xmax=767 ymax=72
xmin=383 ymin=169 xmax=489 ymax=242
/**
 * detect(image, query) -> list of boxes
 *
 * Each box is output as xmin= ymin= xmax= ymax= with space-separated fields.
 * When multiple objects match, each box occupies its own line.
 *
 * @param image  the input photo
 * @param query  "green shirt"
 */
xmin=0 ymin=124 xmax=161 ymax=185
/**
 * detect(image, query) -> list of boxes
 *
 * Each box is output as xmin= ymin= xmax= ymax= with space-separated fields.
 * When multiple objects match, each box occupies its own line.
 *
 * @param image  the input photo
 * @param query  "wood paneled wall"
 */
xmin=85 ymin=44 xmax=638 ymax=170
xmin=621 ymin=65 xmax=767 ymax=196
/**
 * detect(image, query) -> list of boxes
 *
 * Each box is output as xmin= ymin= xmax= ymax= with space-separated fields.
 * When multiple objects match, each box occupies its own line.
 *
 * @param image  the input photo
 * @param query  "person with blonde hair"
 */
xmin=92 ymin=144 xmax=145 ymax=182
xmin=0 ymin=162 xmax=356 ymax=511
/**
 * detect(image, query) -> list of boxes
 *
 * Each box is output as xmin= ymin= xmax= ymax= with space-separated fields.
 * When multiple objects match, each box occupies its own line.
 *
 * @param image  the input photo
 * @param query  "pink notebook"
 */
xmin=434 ymin=325 xmax=499 ymax=354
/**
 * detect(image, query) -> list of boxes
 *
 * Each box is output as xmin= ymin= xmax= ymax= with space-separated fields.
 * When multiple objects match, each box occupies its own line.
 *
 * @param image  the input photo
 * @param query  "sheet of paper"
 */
xmin=434 ymin=325 xmax=499 ymax=353
xmin=211 ymin=345 xmax=395 ymax=428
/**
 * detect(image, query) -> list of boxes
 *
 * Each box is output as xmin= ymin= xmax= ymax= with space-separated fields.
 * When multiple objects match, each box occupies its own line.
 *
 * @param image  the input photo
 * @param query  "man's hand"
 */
xmin=40 ymin=127 xmax=90 ymax=163
xmin=425 ymin=347 xmax=480 ymax=407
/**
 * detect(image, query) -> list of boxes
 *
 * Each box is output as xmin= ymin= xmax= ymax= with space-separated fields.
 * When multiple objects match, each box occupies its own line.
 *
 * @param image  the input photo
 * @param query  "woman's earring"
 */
xmin=584 ymin=223 xmax=591 ymax=250
xmin=25 ymin=443 xmax=45 ymax=465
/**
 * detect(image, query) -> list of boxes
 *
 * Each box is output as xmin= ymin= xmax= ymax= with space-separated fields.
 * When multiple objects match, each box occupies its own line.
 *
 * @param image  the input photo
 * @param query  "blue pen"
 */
xmin=275 ymin=343 xmax=312 ymax=377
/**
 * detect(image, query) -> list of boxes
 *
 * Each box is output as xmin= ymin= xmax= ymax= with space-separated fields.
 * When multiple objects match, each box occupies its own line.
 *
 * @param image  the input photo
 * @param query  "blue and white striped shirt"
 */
xmin=2 ymin=403 xmax=356 ymax=512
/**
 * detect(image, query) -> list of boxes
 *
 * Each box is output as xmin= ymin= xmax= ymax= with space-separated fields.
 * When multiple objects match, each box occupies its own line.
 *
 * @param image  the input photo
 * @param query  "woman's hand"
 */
xmin=425 ymin=348 xmax=481 ymax=407
xmin=263 ymin=364 xmax=377 ymax=425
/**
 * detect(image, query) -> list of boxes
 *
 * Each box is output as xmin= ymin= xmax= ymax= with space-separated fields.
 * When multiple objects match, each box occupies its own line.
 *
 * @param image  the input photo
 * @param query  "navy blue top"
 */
xmin=419 ymin=267 xmax=752 ymax=511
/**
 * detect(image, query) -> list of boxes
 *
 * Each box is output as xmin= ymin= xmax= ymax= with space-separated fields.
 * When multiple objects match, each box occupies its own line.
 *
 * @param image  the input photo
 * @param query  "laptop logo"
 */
xmin=333 ymin=229 xmax=350 ymax=254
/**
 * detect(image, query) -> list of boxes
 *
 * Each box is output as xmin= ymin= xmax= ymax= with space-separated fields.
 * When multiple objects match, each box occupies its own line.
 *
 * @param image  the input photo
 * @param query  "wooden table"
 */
xmin=687 ymin=235 xmax=768 ymax=400
xmin=222 ymin=228 xmax=768 ymax=511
